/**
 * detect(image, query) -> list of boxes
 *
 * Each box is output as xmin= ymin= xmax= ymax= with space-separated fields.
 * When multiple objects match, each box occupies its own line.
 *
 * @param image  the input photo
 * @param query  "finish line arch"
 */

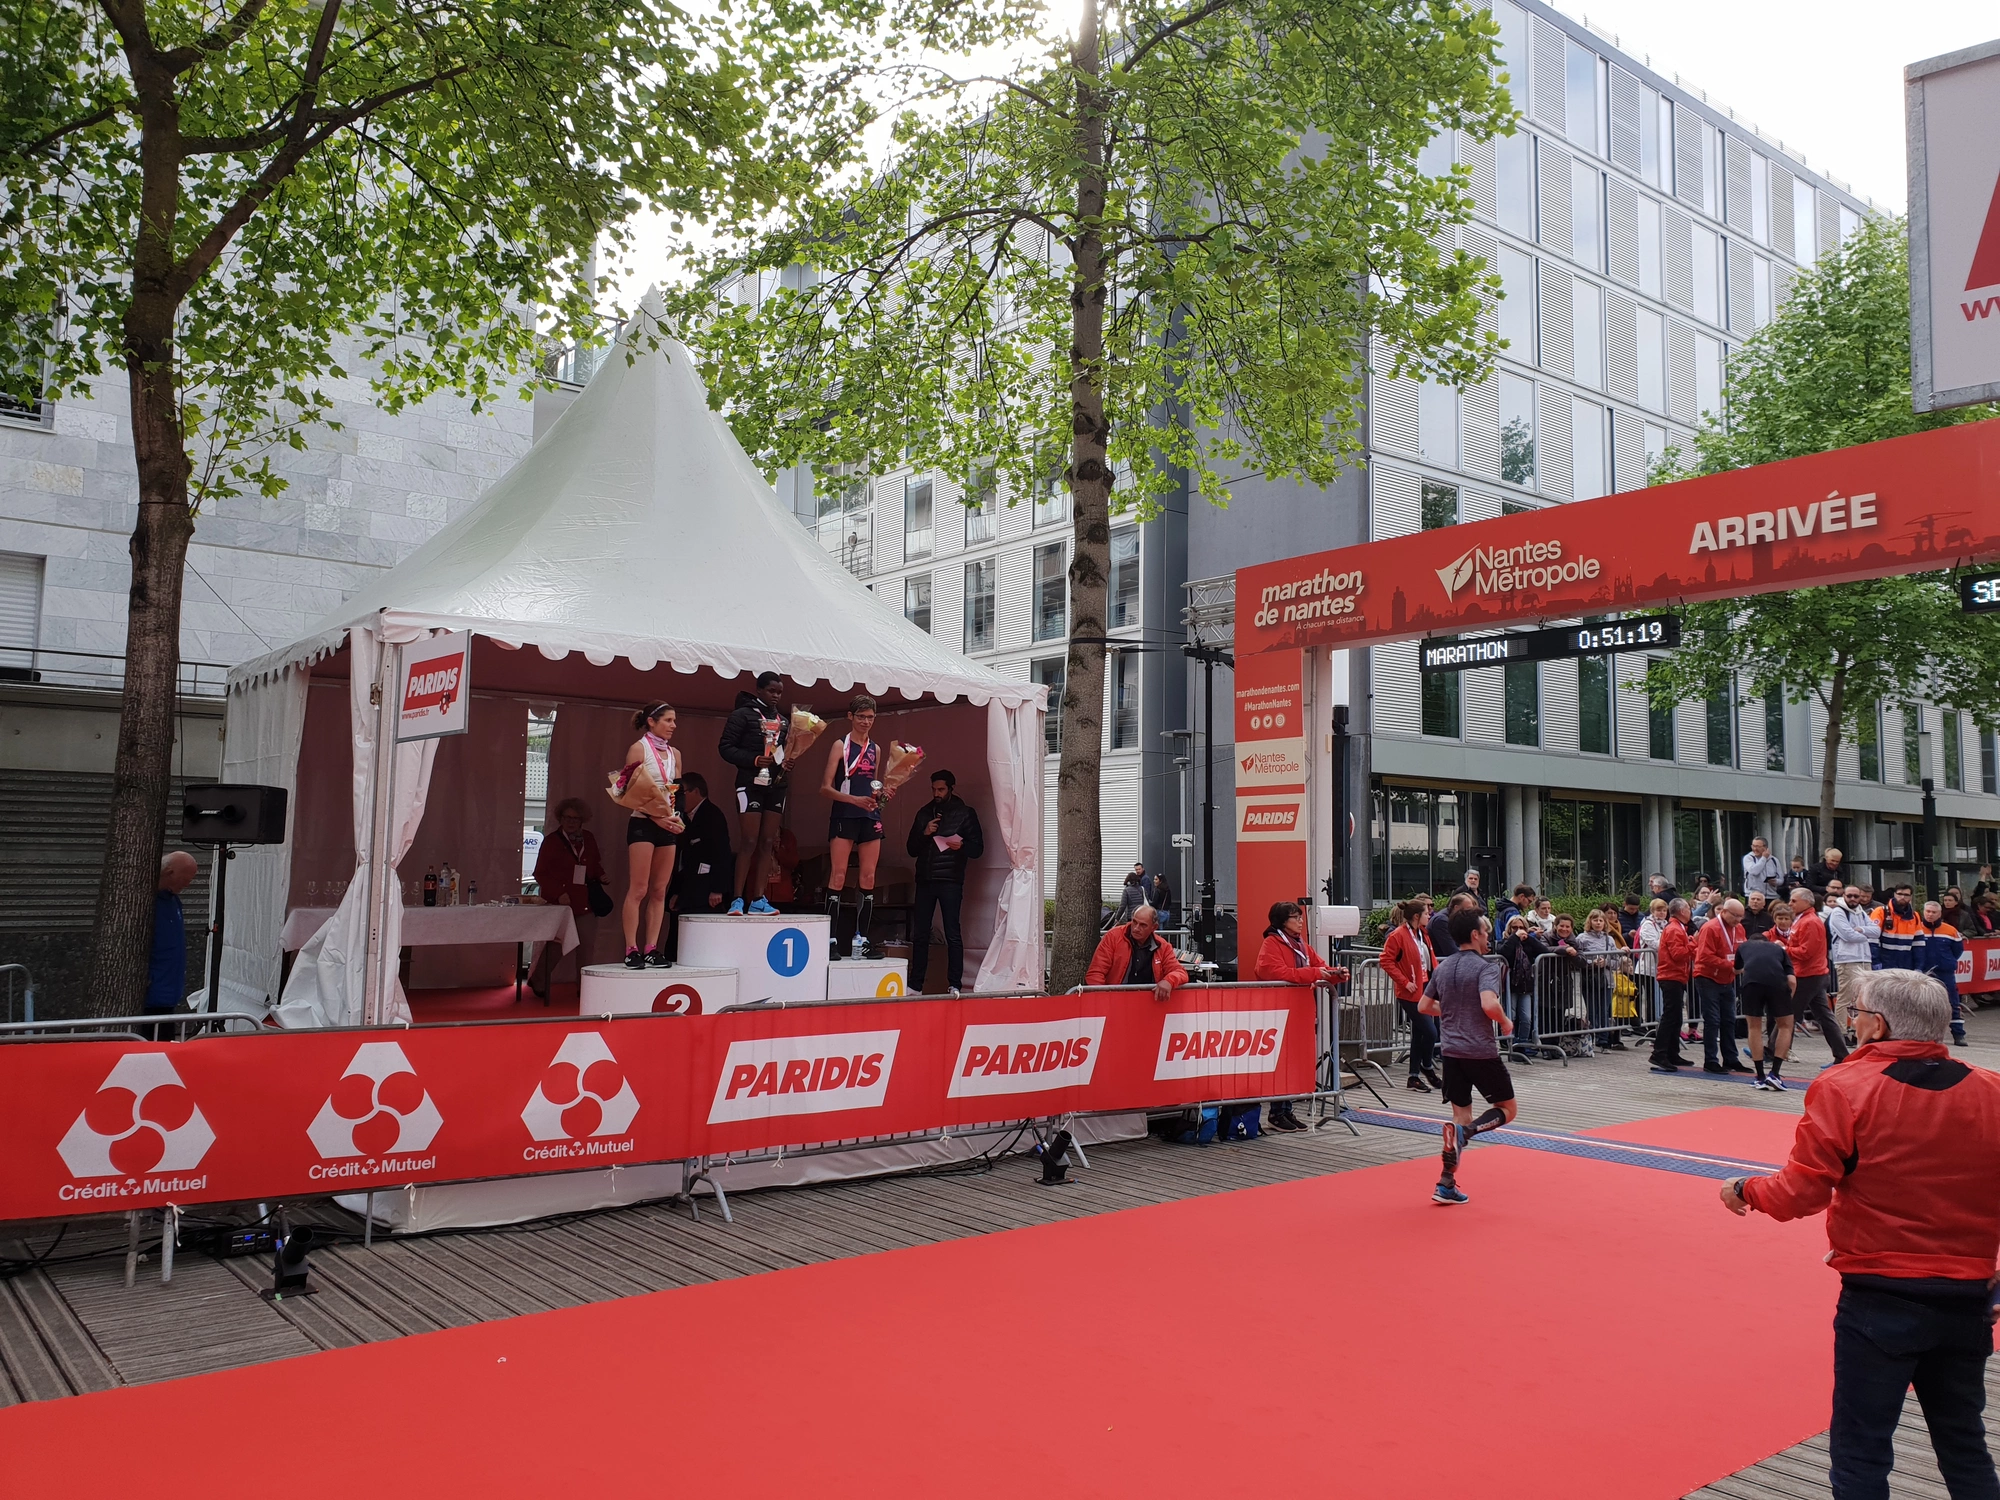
xmin=1228 ymin=416 xmax=2000 ymax=970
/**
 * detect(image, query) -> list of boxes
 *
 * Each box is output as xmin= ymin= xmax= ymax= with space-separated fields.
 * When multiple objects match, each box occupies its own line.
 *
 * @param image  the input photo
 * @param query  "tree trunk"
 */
xmin=1816 ymin=664 xmax=1847 ymax=860
xmin=1048 ymin=0 xmax=1112 ymax=992
xmin=85 ymin=55 xmax=194 ymax=1016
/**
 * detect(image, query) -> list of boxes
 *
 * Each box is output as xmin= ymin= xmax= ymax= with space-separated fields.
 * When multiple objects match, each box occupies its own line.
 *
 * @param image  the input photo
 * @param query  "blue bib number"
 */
xmin=766 ymin=927 xmax=811 ymax=977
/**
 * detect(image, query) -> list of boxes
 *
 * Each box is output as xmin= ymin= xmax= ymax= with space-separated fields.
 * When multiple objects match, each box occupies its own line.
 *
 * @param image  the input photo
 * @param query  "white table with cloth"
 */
xmin=280 ymin=904 xmax=580 ymax=1005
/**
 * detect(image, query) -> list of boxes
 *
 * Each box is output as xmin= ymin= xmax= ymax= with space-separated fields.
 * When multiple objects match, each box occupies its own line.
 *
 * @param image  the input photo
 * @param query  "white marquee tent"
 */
xmin=222 ymin=303 xmax=1045 ymax=1027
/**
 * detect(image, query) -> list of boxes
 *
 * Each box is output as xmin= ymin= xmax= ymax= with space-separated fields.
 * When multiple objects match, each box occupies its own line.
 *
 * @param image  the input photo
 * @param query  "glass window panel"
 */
xmin=1418 ymin=380 xmax=1459 ymax=467
xmin=1639 ymin=86 xmax=1661 ymax=187
xmin=1417 ymin=128 xmax=1453 ymax=179
xmin=1572 ymin=279 xmax=1602 ymax=389
xmin=903 ymin=574 xmax=931 ymax=633
xmin=1750 ymin=155 xmax=1770 ymax=245
xmin=1496 ymin=131 xmax=1534 ymax=239
xmin=1500 ymin=373 xmax=1535 ymax=487
xmin=1753 ymin=255 xmax=1772 ymax=328
xmin=1857 ymin=700 xmax=1880 ymax=782
xmin=1505 ymin=661 xmax=1539 ymax=746
xmin=1421 ymin=481 xmax=1459 ymax=530
xmin=1109 ymin=528 xmax=1140 ymax=628
xmin=1566 ymin=40 xmax=1600 ymax=155
xmin=1644 ymin=421 xmax=1668 ymax=475
xmin=1648 ymin=665 xmax=1674 ymax=759
xmin=1571 ymin=160 xmax=1601 ymax=270
xmin=1493 ymin=1 xmax=1527 ymax=107
xmin=1945 ymin=710 xmax=1964 ymax=791
xmin=1436 ymin=793 xmax=1463 ymax=875
xmin=1793 ymin=184 xmax=1816 ymax=264
xmin=1691 ymin=225 xmax=1720 ymax=325
xmin=1110 ymin=651 xmax=1139 ymax=749
xmin=903 ymin=477 xmax=933 ymax=561
xmin=1497 ymin=248 xmax=1536 ymax=361
xmin=1635 ymin=307 xmax=1665 ymax=413
xmin=1032 ymin=542 xmax=1066 ymax=642
xmin=1706 ymin=688 xmax=1734 ymax=766
xmin=1695 ymin=334 xmax=1724 ymax=421
xmin=1579 ymin=801 xmax=1610 ymax=891
xmin=1031 ymin=657 xmax=1064 ymax=753
xmin=1904 ymin=704 xmax=1923 ymax=783
xmin=1983 ymin=730 xmax=1997 ymax=795
xmin=1541 ymin=799 xmax=1578 ymax=898
xmin=965 ymin=465 xmax=998 ymax=542
xmin=1637 ymin=195 xmax=1662 ymax=298
xmin=1423 ymin=662 xmax=1460 ymax=738
xmin=963 ymin=558 xmax=995 ymax=651
xmin=1389 ymin=790 xmax=1435 ymax=899
xmin=1033 ymin=478 xmax=1069 ymax=528
xmin=1578 ymin=656 xmax=1611 ymax=754
xmin=1765 ymin=687 xmax=1786 ymax=772
xmin=1572 ymin=397 xmax=1605 ymax=500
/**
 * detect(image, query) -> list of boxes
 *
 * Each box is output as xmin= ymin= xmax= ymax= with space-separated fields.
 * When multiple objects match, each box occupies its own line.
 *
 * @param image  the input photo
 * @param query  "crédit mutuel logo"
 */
xmin=1436 ymin=540 xmax=1599 ymax=603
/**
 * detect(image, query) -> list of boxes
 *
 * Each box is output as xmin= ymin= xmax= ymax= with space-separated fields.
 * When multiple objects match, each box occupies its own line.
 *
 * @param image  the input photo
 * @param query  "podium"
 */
xmin=826 ymin=957 xmax=909 ymax=1001
xmin=578 ymin=964 xmax=738 ymax=1016
xmin=678 ymin=913 xmax=831 ymax=1004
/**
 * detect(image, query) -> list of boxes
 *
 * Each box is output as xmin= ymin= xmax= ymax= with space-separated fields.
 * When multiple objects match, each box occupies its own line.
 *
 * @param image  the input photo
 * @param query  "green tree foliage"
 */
xmin=1646 ymin=216 xmax=2000 ymax=845
xmin=673 ymin=0 xmax=1513 ymax=986
xmin=0 ymin=0 xmax=868 ymax=1013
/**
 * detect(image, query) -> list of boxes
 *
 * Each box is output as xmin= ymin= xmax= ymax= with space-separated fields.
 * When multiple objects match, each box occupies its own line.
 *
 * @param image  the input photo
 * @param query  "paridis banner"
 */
xmin=0 ymin=986 xmax=1316 ymax=1222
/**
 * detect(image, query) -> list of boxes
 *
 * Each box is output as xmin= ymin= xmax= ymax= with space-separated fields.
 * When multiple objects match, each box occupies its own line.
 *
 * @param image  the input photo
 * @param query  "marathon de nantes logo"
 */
xmin=947 ymin=1018 xmax=1105 ymax=1099
xmin=1154 ymin=1010 xmax=1290 ymax=1081
xmin=520 ymin=1033 xmax=641 ymax=1164
xmin=56 ymin=1053 xmax=215 ymax=1200
xmin=305 ymin=1041 xmax=442 ymax=1181
xmin=1435 ymin=540 xmax=1599 ymax=603
xmin=1252 ymin=566 xmax=1366 ymax=629
xmin=708 ymin=1029 xmax=898 ymax=1124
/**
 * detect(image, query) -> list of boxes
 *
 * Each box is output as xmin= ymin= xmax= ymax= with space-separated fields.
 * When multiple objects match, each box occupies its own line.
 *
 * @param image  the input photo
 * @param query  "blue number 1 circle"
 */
xmin=766 ymin=927 xmax=811 ymax=977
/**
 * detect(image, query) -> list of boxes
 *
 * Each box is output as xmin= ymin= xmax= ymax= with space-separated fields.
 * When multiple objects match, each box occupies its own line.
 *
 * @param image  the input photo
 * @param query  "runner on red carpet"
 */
xmin=1418 ymin=906 xmax=1517 ymax=1206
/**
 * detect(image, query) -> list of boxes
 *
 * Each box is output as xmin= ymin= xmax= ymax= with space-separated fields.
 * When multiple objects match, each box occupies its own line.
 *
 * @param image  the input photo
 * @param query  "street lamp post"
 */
xmin=1919 ymin=729 xmax=1939 ymax=903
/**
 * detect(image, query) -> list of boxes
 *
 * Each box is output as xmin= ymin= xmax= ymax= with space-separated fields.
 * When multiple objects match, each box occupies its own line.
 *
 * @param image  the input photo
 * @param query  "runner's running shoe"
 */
xmin=748 ymin=898 xmax=778 ymax=915
xmin=1432 ymin=1181 xmax=1469 ymax=1206
xmin=727 ymin=898 xmax=745 ymax=915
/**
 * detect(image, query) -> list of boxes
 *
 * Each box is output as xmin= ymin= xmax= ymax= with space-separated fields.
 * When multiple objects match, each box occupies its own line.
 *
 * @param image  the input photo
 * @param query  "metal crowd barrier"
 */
xmin=1528 ymin=950 xmax=1649 ymax=1056
xmin=0 ymin=1011 xmax=267 ymax=1044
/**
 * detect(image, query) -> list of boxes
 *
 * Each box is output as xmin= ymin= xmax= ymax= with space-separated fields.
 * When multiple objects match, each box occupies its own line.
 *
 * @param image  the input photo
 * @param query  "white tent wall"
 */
xmin=212 ymin=665 xmax=309 ymax=1010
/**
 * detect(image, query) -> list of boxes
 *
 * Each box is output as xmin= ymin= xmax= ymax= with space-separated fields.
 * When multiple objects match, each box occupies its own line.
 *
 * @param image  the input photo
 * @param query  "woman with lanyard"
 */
xmin=821 ymin=695 xmax=887 ymax=960
xmin=1379 ymin=898 xmax=1442 ymax=1092
xmin=1254 ymin=901 xmax=1349 ymax=1131
xmin=621 ymin=702 xmax=684 ymax=969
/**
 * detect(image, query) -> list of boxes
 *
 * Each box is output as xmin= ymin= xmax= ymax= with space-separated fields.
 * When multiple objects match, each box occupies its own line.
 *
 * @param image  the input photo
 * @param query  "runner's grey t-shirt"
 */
xmin=1424 ymin=949 xmax=1502 ymax=1059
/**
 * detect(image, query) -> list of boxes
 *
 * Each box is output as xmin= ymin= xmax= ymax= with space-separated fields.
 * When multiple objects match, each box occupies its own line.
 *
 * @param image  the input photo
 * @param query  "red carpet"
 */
xmin=1587 ymin=1103 xmax=1805 ymax=1165
xmin=0 ymin=1134 xmax=1837 ymax=1499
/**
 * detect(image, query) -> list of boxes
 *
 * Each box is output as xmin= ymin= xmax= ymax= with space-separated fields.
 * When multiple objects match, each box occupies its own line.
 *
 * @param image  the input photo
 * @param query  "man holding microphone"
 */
xmin=1720 ymin=969 xmax=2000 ymax=1498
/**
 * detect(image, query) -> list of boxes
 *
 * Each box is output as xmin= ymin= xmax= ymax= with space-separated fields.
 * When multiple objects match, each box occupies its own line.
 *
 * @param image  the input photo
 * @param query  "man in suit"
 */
xmin=665 ymin=773 xmax=735 ymax=961
xmin=906 ymin=771 xmax=984 ymax=992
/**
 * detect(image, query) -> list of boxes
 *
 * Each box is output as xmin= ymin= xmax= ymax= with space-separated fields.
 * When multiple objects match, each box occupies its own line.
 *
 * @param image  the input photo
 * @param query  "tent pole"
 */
xmin=362 ymin=634 xmax=397 ymax=1027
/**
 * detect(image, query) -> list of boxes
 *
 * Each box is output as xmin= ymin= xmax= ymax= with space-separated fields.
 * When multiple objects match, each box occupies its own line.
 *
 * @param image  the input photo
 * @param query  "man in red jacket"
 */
xmin=1693 ymin=897 xmax=1749 ymax=1075
xmin=1649 ymin=899 xmax=1696 ymax=1073
xmin=1722 ymin=969 xmax=2000 ymax=1499
xmin=1084 ymin=905 xmax=1189 ymax=1000
xmin=1787 ymin=886 xmax=1846 ymax=1067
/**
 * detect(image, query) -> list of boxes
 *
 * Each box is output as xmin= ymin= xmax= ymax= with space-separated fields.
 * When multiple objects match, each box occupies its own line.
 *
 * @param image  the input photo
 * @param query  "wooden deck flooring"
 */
xmin=3 ymin=1009 xmax=1995 ymax=1500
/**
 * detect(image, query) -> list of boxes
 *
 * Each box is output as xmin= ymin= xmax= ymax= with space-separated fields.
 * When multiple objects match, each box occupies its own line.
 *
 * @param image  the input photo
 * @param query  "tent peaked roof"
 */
xmin=231 ymin=300 xmax=1038 ymax=707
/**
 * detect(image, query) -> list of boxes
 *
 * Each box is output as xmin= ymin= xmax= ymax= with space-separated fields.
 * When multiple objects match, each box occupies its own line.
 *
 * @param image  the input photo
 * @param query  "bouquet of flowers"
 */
xmin=879 ymin=741 xmax=926 ymax=798
xmin=787 ymin=707 xmax=828 ymax=760
xmin=608 ymin=755 xmax=680 ymax=827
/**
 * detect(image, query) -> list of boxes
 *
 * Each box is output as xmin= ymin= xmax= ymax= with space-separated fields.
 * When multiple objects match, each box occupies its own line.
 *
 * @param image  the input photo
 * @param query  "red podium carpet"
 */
xmin=0 ymin=1111 xmax=1835 ymax=1498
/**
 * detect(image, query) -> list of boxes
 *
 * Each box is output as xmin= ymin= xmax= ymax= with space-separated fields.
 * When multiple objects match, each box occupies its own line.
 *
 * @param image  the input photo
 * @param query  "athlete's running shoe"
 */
xmin=748 ymin=898 xmax=778 ymax=915
xmin=1432 ymin=1181 xmax=1469 ymax=1206
xmin=623 ymin=948 xmax=645 ymax=970
xmin=727 ymin=898 xmax=746 ymax=915
xmin=1441 ymin=1122 xmax=1461 ymax=1171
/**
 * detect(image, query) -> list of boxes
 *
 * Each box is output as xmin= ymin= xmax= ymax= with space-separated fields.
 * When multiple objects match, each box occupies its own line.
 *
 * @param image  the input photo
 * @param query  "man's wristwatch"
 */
xmin=1726 ymin=1177 xmax=1747 ymax=1201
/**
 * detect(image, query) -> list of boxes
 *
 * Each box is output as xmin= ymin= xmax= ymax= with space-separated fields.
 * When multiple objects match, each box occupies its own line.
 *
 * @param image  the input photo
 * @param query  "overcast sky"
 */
xmin=1565 ymin=0 xmax=1995 ymax=210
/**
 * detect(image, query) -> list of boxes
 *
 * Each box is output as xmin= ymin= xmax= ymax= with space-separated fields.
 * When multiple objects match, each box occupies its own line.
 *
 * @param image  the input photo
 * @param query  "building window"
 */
xmin=1856 ymin=700 xmax=1881 ymax=782
xmin=816 ymin=465 xmax=874 ymax=579
xmin=1372 ymin=787 xmax=1504 ymax=903
xmin=1636 ymin=306 xmax=1665 ymax=413
xmin=1109 ymin=528 xmax=1140 ymax=628
xmin=1578 ymin=656 xmax=1611 ymax=754
xmin=903 ymin=574 xmax=931 ymax=633
xmin=1420 ymin=481 xmax=1458 ymax=530
xmin=965 ymin=465 xmax=998 ymax=543
xmin=0 ymin=551 xmax=45 ymax=675
xmin=1565 ymin=38 xmax=1600 ymax=156
xmin=963 ymin=558 xmax=995 ymax=651
xmin=1033 ymin=477 xmax=1069 ymax=529
xmin=1706 ymin=687 xmax=1734 ymax=767
xmin=1496 ymin=131 xmax=1533 ymax=239
xmin=902 ymin=477 xmax=933 ymax=561
xmin=1031 ymin=657 xmax=1064 ymax=754
xmin=1423 ymin=661 xmax=1460 ymax=739
xmin=1764 ymin=687 xmax=1786 ymax=772
xmin=1496 ymin=247 xmax=1536 ymax=360
xmin=1500 ymin=374 xmax=1535 ymax=486
xmin=1944 ymin=710 xmax=1964 ymax=791
xmin=1540 ymin=798 xmax=1642 ymax=898
xmin=1648 ymin=666 xmax=1674 ymax=759
xmin=1110 ymin=650 xmax=1138 ymax=749
xmin=1571 ymin=160 xmax=1602 ymax=271
xmin=1691 ymin=225 xmax=1720 ymax=326
xmin=1983 ymin=729 xmax=1997 ymax=795
xmin=0 ymin=311 xmax=50 ymax=424
xmin=1032 ymin=542 xmax=1066 ymax=642
xmin=1504 ymin=661 xmax=1539 ymax=747
xmin=1903 ymin=704 xmax=1923 ymax=784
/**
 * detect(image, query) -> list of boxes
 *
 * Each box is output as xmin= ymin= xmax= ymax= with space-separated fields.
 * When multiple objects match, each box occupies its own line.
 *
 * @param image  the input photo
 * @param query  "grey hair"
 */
xmin=1859 ymin=970 xmax=1951 ymax=1043
xmin=1667 ymin=899 xmax=1691 ymax=917
xmin=1131 ymin=904 xmax=1158 ymax=923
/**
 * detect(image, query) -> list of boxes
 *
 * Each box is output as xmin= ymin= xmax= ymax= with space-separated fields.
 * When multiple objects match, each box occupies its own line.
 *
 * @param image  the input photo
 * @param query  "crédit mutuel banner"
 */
xmin=1235 ymin=418 xmax=2000 ymax=657
xmin=0 ymin=987 xmax=1316 ymax=1222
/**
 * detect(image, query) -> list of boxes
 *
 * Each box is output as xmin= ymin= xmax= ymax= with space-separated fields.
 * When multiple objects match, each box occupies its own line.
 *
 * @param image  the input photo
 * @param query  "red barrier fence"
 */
xmin=0 ymin=985 xmax=1315 ymax=1222
xmin=1957 ymin=938 xmax=2000 ymax=995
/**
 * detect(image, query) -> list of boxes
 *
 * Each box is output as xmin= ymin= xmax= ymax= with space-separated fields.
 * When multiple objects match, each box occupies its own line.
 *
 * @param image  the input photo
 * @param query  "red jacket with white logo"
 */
xmin=1377 ymin=923 xmax=1432 ymax=1001
xmin=1656 ymin=920 xmax=1694 ymax=985
xmin=1784 ymin=908 xmax=1830 ymax=978
xmin=1085 ymin=925 xmax=1190 ymax=991
xmin=1693 ymin=918 xmax=1746 ymax=984
xmin=1254 ymin=932 xmax=1348 ymax=988
xmin=1742 ymin=1040 xmax=2000 ymax=1281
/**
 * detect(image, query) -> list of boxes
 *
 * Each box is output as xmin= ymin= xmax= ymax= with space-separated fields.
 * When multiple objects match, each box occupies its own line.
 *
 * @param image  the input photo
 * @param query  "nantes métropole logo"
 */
xmin=1435 ymin=540 xmax=1597 ymax=604
xmin=1962 ymin=168 xmax=2000 ymax=319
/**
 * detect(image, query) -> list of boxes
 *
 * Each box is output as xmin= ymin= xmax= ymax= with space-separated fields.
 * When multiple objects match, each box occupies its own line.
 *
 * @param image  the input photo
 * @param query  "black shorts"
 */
xmin=1441 ymin=1055 xmax=1515 ymax=1108
xmin=828 ymin=813 xmax=884 ymax=844
xmin=737 ymin=785 xmax=786 ymax=816
xmin=1739 ymin=984 xmax=1795 ymax=1020
xmin=626 ymin=816 xmax=678 ymax=848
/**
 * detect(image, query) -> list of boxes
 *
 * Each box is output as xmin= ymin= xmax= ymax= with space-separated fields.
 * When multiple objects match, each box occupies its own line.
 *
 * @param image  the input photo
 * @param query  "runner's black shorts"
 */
xmin=737 ymin=784 xmax=786 ymax=816
xmin=1441 ymin=1055 xmax=1515 ymax=1108
xmin=627 ymin=816 xmax=678 ymax=848
xmin=828 ymin=811 xmax=884 ymax=844
xmin=1738 ymin=983 xmax=1796 ymax=1020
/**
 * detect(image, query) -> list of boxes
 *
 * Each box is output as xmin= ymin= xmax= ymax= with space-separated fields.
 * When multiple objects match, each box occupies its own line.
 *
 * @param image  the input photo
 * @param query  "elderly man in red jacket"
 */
xmin=1722 ymin=969 xmax=2000 ymax=1500
xmin=1085 ymin=904 xmax=1189 ymax=1000
xmin=1694 ymin=897 xmax=1750 ymax=1075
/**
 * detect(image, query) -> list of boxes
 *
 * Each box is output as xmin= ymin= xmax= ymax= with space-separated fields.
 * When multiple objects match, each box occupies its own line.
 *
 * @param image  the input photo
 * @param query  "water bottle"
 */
xmin=468 ymin=878 xmax=478 ymax=905
xmin=424 ymin=866 xmax=438 ymax=907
